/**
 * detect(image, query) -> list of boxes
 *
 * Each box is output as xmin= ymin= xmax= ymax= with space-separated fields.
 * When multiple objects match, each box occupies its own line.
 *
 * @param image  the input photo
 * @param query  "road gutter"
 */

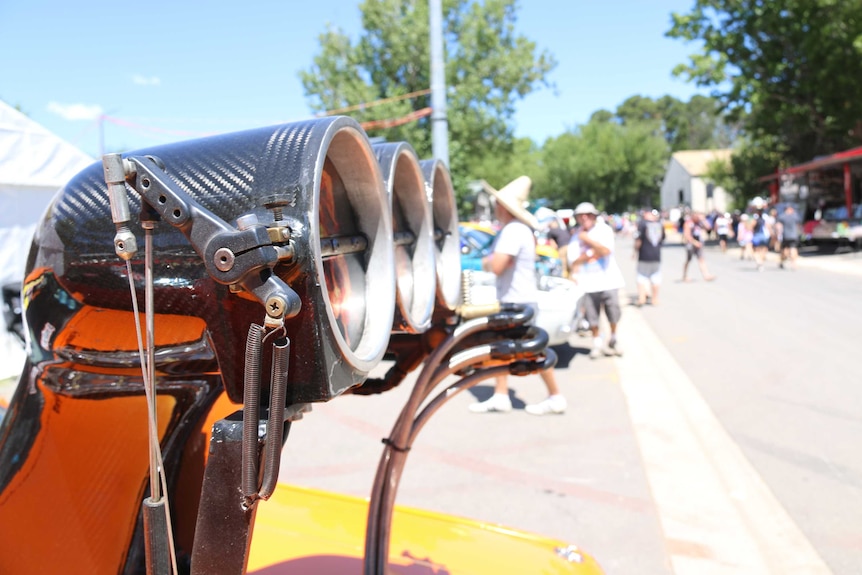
xmin=615 ymin=306 xmax=832 ymax=574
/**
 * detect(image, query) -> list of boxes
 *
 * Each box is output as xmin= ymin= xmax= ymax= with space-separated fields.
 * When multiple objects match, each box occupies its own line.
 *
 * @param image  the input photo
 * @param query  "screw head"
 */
xmin=265 ymin=295 xmax=286 ymax=318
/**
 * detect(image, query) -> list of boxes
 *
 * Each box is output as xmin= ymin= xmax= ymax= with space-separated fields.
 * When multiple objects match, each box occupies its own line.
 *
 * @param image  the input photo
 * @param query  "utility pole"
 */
xmin=429 ymin=0 xmax=449 ymax=167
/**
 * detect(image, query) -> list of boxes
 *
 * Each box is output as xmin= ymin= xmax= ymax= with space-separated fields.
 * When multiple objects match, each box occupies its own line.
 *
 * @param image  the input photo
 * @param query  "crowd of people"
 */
xmin=467 ymin=178 xmax=629 ymax=416
xmin=678 ymin=201 xmax=803 ymax=272
xmin=466 ymin=174 xmax=805 ymax=417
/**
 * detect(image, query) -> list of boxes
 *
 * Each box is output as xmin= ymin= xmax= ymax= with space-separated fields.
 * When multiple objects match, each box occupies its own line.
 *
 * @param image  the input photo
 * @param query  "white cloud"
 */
xmin=132 ymin=74 xmax=161 ymax=86
xmin=47 ymin=102 xmax=104 ymax=121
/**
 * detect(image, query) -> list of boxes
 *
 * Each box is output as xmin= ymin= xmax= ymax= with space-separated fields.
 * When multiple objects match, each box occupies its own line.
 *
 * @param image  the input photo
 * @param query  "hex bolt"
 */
xmin=113 ymin=227 xmax=138 ymax=261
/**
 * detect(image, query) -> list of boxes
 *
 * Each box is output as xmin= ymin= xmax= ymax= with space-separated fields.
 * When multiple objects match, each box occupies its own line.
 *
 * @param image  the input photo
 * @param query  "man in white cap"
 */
xmin=569 ymin=201 xmax=624 ymax=358
xmin=468 ymin=176 xmax=567 ymax=415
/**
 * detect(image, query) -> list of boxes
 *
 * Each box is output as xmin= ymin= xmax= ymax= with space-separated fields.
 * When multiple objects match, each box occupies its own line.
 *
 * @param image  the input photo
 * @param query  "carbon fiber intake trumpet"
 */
xmin=23 ymin=116 xmax=395 ymax=404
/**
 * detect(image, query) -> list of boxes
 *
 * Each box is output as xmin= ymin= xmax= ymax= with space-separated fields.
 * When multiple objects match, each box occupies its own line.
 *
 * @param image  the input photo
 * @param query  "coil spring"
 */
xmin=461 ymin=270 xmax=473 ymax=306
xmin=241 ymin=323 xmax=264 ymax=503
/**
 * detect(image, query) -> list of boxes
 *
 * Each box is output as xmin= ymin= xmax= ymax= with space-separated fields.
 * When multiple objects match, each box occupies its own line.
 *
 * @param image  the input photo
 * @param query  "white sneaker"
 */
xmin=589 ymin=345 xmax=602 ymax=359
xmin=525 ymin=396 xmax=567 ymax=415
xmin=469 ymin=394 xmax=512 ymax=413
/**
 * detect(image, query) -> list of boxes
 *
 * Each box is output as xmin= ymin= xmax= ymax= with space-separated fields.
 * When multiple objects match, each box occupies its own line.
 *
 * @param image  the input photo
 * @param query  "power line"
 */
xmin=360 ymin=107 xmax=432 ymax=130
xmin=318 ymin=89 xmax=432 ymax=116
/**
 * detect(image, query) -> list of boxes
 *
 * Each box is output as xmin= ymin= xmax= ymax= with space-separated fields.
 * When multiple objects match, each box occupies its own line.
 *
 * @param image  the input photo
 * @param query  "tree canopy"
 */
xmin=544 ymin=94 xmax=731 ymax=212
xmin=540 ymin=117 xmax=669 ymax=213
xmin=667 ymin=0 xmax=862 ymax=165
xmin=299 ymin=1 xmax=737 ymax=215
xmin=599 ymin=94 xmax=732 ymax=152
xmin=299 ymin=0 xmax=556 ymax=203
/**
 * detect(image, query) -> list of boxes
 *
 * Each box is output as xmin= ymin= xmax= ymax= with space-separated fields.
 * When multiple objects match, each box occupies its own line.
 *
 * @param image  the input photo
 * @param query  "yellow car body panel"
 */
xmin=536 ymin=243 xmax=560 ymax=259
xmin=248 ymin=483 xmax=603 ymax=574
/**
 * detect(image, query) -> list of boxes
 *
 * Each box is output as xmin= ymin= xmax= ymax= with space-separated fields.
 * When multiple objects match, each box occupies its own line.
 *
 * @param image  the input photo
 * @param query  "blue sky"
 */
xmin=0 ymin=0 xmax=706 ymax=159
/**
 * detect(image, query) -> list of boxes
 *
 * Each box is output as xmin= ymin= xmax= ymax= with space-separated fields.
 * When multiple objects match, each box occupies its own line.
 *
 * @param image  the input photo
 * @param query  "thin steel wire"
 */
xmin=126 ymin=255 xmax=179 ymax=574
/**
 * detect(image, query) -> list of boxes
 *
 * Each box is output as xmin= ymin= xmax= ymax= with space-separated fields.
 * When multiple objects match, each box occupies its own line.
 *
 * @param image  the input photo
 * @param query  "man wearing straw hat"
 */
xmin=468 ymin=176 xmax=567 ymax=415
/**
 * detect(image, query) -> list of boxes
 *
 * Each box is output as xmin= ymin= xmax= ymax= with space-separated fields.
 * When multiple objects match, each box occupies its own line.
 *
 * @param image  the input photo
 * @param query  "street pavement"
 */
xmin=280 ymin=234 xmax=862 ymax=575
xmin=1 ymin=232 xmax=859 ymax=574
xmin=629 ymin=236 xmax=862 ymax=575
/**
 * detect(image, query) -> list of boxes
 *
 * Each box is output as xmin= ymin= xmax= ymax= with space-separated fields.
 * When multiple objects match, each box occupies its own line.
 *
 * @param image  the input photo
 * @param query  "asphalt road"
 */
xmin=280 ymin=235 xmax=862 ymax=575
xmin=3 ymin=233 xmax=854 ymax=573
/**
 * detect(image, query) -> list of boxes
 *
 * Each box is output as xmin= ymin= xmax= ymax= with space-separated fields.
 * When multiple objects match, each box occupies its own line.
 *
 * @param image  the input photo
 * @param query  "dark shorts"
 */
xmin=583 ymin=290 xmax=621 ymax=326
xmin=781 ymin=239 xmax=798 ymax=250
xmin=685 ymin=244 xmax=703 ymax=261
xmin=718 ymin=233 xmax=728 ymax=242
xmin=636 ymin=261 xmax=662 ymax=285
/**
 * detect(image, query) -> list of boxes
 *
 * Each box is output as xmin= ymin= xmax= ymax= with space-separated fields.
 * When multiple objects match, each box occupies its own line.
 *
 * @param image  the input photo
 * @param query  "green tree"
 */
xmin=469 ymin=136 xmax=543 ymax=191
xmin=615 ymin=94 xmax=730 ymax=151
xmin=615 ymin=95 xmax=663 ymax=126
xmin=667 ymin=0 xmax=862 ymax=164
xmin=664 ymin=94 xmax=734 ymax=150
xmin=705 ymin=136 xmax=784 ymax=207
xmin=300 ymin=0 xmax=556 ymax=204
xmin=542 ymin=119 xmax=668 ymax=212
xmin=588 ymin=109 xmax=615 ymax=124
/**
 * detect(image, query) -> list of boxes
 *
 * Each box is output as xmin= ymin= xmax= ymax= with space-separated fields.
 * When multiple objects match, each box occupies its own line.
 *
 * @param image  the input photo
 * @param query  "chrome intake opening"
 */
xmin=374 ymin=142 xmax=436 ymax=334
xmin=421 ymin=158 xmax=462 ymax=313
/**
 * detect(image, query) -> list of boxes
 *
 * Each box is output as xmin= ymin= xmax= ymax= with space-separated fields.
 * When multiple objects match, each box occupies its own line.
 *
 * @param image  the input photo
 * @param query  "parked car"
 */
xmin=807 ymin=204 xmax=862 ymax=250
xmin=460 ymin=222 xmax=564 ymax=276
xmin=459 ymin=222 xmax=496 ymax=271
xmin=459 ymin=223 xmax=582 ymax=346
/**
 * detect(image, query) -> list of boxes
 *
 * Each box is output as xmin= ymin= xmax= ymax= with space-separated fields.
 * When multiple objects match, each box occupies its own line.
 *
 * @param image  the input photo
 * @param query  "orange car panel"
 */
xmin=0 ymin=388 xmax=175 ymax=574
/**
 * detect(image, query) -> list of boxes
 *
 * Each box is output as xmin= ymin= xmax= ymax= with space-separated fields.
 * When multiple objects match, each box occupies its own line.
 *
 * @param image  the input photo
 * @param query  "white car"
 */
xmin=463 ymin=270 xmax=583 ymax=346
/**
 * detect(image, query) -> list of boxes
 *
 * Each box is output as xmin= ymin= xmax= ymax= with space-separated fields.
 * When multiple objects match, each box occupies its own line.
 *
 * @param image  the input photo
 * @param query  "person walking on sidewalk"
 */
xmin=737 ymin=214 xmax=754 ymax=260
xmin=568 ymin=202 xmax=625 ymax=359
xmin=468 ymin=176 xmax=567 ymax=416
xmin=682 ymin=212 xmax=716 ymax=281
xmin=634 ymin=208 xmax=665 ymax=306
xmin=777 ymin=204 xmax=802 ymax=270
xmin=751 ymin=211 xmax=772 ymax=271
xmin=714 ymin=212 xmax=733 ymax=253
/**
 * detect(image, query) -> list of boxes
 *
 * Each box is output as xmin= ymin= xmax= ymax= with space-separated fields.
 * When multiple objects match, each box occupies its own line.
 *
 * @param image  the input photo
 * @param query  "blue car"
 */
xmin=459 ymin=223 xmax=563 ymax=276
xmin=459 ymin=224 xmax=496 ymax=271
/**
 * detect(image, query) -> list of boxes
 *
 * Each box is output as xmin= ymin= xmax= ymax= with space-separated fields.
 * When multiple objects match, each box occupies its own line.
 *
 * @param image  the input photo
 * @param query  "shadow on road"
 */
xmin=552 ymin=342 xmax=589 ymax=369
xmin=466 ymin=384 xmax=527 ymax=409
xmin=465 ymin=343 xmax=588 ymax=407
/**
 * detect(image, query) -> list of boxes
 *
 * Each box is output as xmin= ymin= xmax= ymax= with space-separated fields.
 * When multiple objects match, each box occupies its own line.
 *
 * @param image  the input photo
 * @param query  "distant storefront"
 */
xmin=759 ymin=146 xmax=862 ymax=247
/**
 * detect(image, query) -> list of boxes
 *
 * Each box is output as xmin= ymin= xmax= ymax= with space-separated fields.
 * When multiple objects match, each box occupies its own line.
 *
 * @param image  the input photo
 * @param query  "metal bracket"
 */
xmin=123 ymin=155 xmax=301 ymax=320
xmin=190 ymin=412 xmax=257 ymax=574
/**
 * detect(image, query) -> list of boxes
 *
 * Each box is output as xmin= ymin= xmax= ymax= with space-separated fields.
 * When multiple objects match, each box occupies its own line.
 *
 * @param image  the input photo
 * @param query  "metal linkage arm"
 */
xmin=111 ymin=154 xmax=301 ymax=320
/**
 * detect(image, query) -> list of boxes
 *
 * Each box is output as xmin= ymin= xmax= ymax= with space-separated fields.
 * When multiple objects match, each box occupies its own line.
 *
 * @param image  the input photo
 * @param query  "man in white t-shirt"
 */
xmin=568 ymin=202 xmax=624 ymax=359
xmin=468 ymin=176 xmax=567 ymax=416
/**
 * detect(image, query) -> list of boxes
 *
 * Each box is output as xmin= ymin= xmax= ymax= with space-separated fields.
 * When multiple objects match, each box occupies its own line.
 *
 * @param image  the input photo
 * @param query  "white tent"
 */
xmin=0 ymin=100 xmax=94 ymax=378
